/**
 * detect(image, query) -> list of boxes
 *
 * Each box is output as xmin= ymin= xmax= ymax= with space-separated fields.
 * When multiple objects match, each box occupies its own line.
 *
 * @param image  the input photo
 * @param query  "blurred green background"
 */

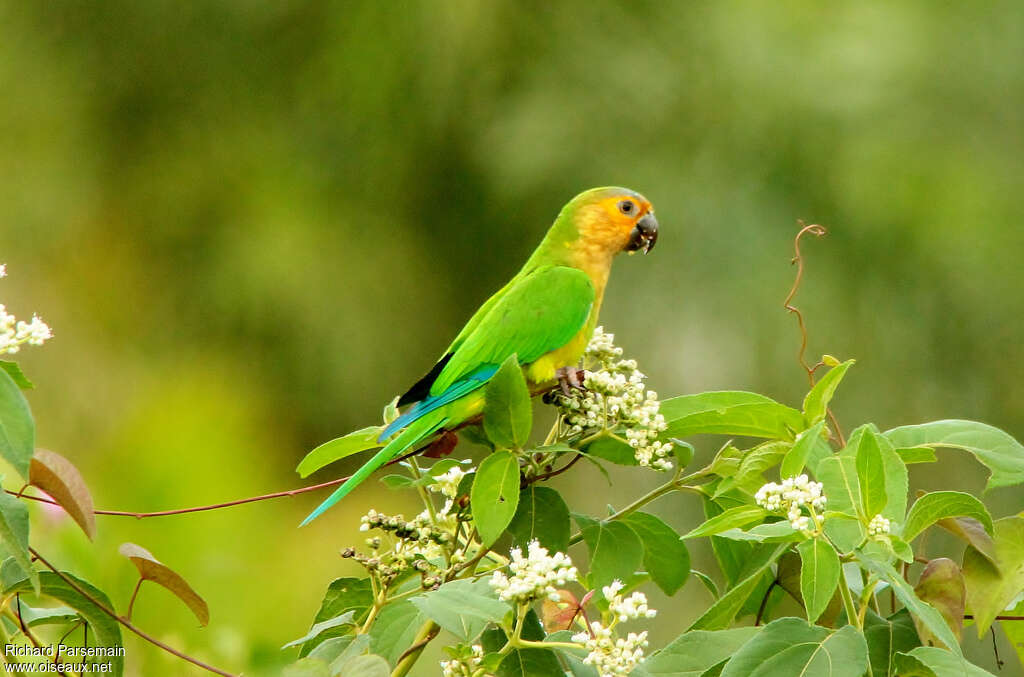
xmin=2 ymin=1 xmax=1024 ymax=674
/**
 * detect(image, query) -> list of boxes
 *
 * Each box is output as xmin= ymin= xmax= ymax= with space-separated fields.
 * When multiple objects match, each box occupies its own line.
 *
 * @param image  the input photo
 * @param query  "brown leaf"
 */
xmin=542 ymin=589 xmax=582 ymax=633
xmin=30 ymin=449 xmax=96 ymax=540
xmin=422 ymin=431 xmax=459 ymax=459
xmin=938 ymin=517 xmax=997 ymax=565
xmin=914 ymin=558 xmax=965 ymax=646
xmin=119 ymin=542 xmax=210 ymax=626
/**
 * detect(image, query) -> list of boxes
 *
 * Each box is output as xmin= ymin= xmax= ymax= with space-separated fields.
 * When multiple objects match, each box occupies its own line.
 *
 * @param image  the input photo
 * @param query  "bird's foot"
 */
xmin=555 ymin=366 xmax=587 ymax=396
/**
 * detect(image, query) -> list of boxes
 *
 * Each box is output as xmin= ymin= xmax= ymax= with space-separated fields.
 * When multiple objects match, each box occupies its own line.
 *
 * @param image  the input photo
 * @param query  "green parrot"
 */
xmin=301 ymin=186 xmax=658 ymax=525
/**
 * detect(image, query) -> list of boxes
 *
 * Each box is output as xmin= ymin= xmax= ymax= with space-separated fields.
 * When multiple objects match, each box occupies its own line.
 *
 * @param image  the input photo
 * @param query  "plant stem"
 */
xmin=566 ymin=472 xmax=696 ymax=546
xmin=838 ymin=571 xmax=860 ymax=630
xmin=390 ymin=620 xmax=440 ymax=677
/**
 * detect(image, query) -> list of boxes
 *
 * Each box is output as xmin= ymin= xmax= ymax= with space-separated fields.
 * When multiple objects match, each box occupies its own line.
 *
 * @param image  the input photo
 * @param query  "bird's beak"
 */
xmin=626 ymin=212 xmax=659 ymax=254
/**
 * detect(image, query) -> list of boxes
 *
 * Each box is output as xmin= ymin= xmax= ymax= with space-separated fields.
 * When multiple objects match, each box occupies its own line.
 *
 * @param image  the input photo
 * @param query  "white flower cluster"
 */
xmin=557 ymin=327 xmax=672 ymax=470
xmin=572 ymin=622 xmax=649 ymax=677
xmin=440 ymin=644 xmax=483 ymax=677
xmin=429 ymin=464 xmax=473 ymax=499
xmin=567 ymin=579 xmax=656 ymax=676
xmin=489 ymin=540 xmax=577 ymax=604
xmin=603 ymin=580 xmax=656 ymax=622
xmin=867 ymin=514 xmax=891 ymax=536
xmin=755 ymin=474 xmax=827 ymax=532
xmin=0 ymin=266 xmax=53 ymax=355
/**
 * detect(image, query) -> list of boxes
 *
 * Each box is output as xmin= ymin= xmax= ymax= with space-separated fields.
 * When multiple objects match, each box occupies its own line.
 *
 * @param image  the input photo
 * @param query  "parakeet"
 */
xmin=301 ymin=186 xmax=658 ymax=525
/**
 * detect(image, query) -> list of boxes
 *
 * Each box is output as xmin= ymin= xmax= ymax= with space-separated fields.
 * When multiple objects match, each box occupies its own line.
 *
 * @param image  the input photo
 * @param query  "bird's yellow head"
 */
xmin=565 ymin=186 xmax=659 ymax=259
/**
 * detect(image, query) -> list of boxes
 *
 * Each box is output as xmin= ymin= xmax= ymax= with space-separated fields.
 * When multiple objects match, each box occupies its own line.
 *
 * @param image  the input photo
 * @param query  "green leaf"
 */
xmin=301 ymin=577 xmax=373 ymax=656
xmin=689 ymin=543 xmax=789 ymax=631
xmin=863 ymin=609 xmax=921 ymax=677
xmin=15 ymin=602 xmax=78 ymax=627
xmin=483 ymin=355 xmax=532 ymax=449
xmin=0 ymin=361 xmax=33 ymax=389
xmin=296 ymin=427 xmax=382 ymax=478
xmin=283 ymin=611 xmax=357 ymax=650
xmin=802 ymin=359 xmax=855 ymax=425
xmin=0 ymin=368 xmax=34 ymax=480
xmin=902 ymin=491 xmax=993 ymax=543
xmin=855 ymin=427 xmax=887 ymax=520
xmin=720 ymin=618 xmax=867 ymax=677
xmin=894 ymin=647 xmax=996 ymax=676
xmin=714 ymin=441 xmax=790 ymax=496
xmin=0 ymin=490 xmax=37 ymax=593
xmin=895 ymin=447 xmax=937 ymax=464
xmin=859 ymin=556 xmax=962 ymax=655
xmin=378 ymin=474 xmax=414 ymax=489
xmin=661 ymin=391 xmax=804 ymax=441
xmin=816 ymin=455 xmax=865 ymax=552
xmin=283 ymin=658 xmax=330 ymax=677
xmin=883 ymin=420 xmax=1024 ymax=491
xmin=409 ymin=578 xmax=510 ymax=642
xmin=913 ymin=558 xmax=965 ymax=644
xmin=367 ymin=600 xmax=425 ymax=666
xmin=620 ymin=512 xmax=690 ymax=595
xmin=961 ymin=515 xmax=1024 ymax=636
xmin=575 ymin=515 xmax=643 ymax=590
xmin=581 ymin=435 xmax=638 ymax=466
xmin=682 ymin=506 xmax=767 ymax=540
xmin=507 ymin=486 xmax=570 ymax=553
xmin=634 ymin=627 xmax=760 ymax=677
xmin=4 ymin=571 xmax=123 ymax=675
xmin=715 ymin=521 xmax=800 ymax=543
xmin=471 ymin=450 xmax=521 ymax=546
xmin=797 ymin=538 xmax=840 ymax=623
xmin=780 ymin=421 xmax=828 ymax=477
xmin=335 ymin=655 xmax=390 ymax=677
xmin=306 ymin=635 xmax=370 ymax=667
xmin=481 ymin=610 xmax=562 ymax=677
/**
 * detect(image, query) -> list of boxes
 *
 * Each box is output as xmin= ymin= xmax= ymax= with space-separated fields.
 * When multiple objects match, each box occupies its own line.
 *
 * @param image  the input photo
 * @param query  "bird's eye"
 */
xmin=618 ymin=200 xmax=635 ymax=215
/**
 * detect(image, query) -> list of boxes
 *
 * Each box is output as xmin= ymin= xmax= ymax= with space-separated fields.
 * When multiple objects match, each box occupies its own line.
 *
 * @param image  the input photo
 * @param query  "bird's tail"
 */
xmin=299 ymin=413 xmax=448 ymax=526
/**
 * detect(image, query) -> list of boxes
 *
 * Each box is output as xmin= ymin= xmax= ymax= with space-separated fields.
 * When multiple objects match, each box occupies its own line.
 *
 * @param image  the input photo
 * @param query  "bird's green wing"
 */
xmin=429 ymin=265 xmax=594 ymax=395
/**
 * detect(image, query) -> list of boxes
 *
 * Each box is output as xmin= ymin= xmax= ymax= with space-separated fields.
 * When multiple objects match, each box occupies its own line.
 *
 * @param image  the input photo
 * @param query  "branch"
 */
xmin=783 ymin=221 xmax=827 ymax=385
xmin=29 ymin=547 xmax=238 ymax=677
xmin=9 ymin=476 xmax=351 ymax=518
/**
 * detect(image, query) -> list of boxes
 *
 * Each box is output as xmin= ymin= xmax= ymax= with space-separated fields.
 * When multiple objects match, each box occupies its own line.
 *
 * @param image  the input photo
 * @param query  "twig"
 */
xmin=6 ymin=387 xmax=573 ymax=520
xmin=28 ymin=548 xmax=238 ymax=677
xmin=755 ymin=580 xmax=778 ymax=626
xmin=124 ymin=578 xmax=144 ymax=621
xmin=783 ymin=221 xmax=827 ymax=386
xmin=526 ymin=454 xmax=584 ymax=485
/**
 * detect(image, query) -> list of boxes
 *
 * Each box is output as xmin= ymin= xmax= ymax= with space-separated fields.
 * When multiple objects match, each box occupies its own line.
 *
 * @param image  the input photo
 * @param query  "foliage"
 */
xmin=285 ymin=323 xmax=1024 ymax=676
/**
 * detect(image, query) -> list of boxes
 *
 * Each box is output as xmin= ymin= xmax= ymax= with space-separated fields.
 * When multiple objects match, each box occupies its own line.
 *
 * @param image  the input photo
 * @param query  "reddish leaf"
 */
xmin=422 ymin=431 xmax=459 ymax=459
xmin=30 ymin=448 xmax=96 ymax=540
xmin=119 ymin=543 xmax=209 ymax=626
xmin=914 ymin=558 xmax=965 ymax=645
xmin=542 ymin=589 xmax=581 ymax=632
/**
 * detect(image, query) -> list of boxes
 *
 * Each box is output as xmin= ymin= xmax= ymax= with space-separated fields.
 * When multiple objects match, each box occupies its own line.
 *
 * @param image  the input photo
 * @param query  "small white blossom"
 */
xmin=555 ymin=327 xmax=672 ymax=470
xmin=868 ymin=514 xmax=891 ymax=536
xmin=489 ymin=540 xmax=577 ymax=604
xmin=603 ymin=579 xmax=657 ymax=622
xmin=440 ymin=644 xmax=484 ymax=677
xmin=572 ymin=621 xmax=649 ymax=676
xmin=429 ymin=464 xmax=473 ymax=499
xmin=756 ymin=474 xmax=827 ymax=532
xmin=0 ymin=268 xmax=53 ymax=354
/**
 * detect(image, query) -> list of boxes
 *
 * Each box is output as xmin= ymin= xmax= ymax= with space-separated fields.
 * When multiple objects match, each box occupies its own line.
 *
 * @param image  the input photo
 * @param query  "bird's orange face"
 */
xmin=575 ymin=190 xmax=659 ymax=258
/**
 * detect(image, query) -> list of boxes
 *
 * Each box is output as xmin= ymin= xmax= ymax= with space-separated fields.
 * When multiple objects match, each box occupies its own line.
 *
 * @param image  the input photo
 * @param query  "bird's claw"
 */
xmin=555 ymin=367 xmax=586 ymax=396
